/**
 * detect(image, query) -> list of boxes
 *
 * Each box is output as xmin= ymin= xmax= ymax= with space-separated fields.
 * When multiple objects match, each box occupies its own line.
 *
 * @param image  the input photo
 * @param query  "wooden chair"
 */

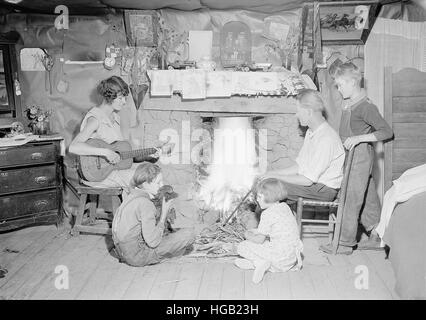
xmin=66 ymin=177 xmax=123 ymax=236
xmin=295 ymin=147 xmax=355 ymax=254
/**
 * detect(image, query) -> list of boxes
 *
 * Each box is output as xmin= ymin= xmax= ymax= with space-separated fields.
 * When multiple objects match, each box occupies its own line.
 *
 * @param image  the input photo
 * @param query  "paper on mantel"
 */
xmin=205 ymin=72 xmax=232 ymax=97
xmin=188 ymin=30 xmax=213 ymax=62
xmin=181 ymin=69 xmax=206 ymax=99
xmin=148 ymin=70 xmax=174 ymax=96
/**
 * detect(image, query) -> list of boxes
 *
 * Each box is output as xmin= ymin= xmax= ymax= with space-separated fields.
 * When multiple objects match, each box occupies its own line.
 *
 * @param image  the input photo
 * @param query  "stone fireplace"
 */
xmin=138 ymin=96 xmax=305 ymax=227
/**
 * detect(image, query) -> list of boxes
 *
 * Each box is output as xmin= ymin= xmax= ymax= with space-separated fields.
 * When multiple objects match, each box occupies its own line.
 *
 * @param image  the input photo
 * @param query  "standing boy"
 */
xmin=321 ymin=62 xmax=394 ymax=255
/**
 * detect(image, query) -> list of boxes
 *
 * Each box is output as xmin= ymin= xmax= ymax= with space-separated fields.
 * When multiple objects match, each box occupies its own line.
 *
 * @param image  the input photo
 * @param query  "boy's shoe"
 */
xmin=252 ymin=260 xmax=271 ymax=284
xmin=357 ymin=233 xmax=383 ymax=251
xmin=234 ymin=258 xmax=255 ymax=270
xmin=319 ymin=243 xmax=353 ymax=255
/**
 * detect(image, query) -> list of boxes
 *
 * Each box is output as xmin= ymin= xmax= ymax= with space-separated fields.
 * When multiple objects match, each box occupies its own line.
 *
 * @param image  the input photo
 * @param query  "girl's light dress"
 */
xmin=237 ymin=202 xmax=303 ymax=271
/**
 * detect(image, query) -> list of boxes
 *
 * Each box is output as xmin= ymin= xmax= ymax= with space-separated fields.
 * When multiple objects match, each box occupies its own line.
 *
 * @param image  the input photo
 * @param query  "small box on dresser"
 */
xmin=0 ymin=138 xmax=63 ymax=232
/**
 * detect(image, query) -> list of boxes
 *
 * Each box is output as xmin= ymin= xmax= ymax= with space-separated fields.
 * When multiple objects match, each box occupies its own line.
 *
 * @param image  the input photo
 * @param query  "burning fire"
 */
xmin=198 ymin=117 xmax=259 ymax=217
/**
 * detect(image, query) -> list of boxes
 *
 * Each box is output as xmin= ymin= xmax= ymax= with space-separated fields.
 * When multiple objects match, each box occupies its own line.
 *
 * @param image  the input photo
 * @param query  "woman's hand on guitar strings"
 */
xmin=152 ymin=148 xmax=161 ymax=159
xmin=102 ymin=149 xmax=121 ymax=164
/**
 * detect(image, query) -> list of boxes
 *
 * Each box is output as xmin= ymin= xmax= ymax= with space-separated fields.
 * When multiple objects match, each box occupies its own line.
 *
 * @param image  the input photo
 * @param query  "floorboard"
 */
xmin=220 ymin=262 xmax=245 ymax=300
xmin=172 ymin=261 xmax=205 ymax=300
xmin=363 ymin=251 xmax=399 ymax=299
xmin=75 ymin=250 xmax=122 ymax=300
xmin=197 ymin=261 xmax=224 ymax=300
xmin=47 ymin=236 xmax=109 ymax=300
xmin=0 ymin=227 xmax=60 ymax=297
xmin=304 ymin=265 xmax=339 ymax=300
xmin=121 ymin=264 xmax=161 ymax=300
xmin=0 ymin=226 xmax=49 ymax=255
xmin=7 ymin=231 xmax=71 ymax=299
xmin=288 ymin=267 xmax=316 ymax=299
xmin=149 ymin=261 xmax=182 ymax=300
xmin=101 ymin=261 xmax=142 ymax=300
xmin=244 ymin=268 xmax=268 ymax=300
xmin=354 ymin=251 xmax=396 ymax=299
xmin=29 ymin=234 xmax=102 ymax=299
xmin=265 ymin=269 xmax=293 ymax=299
xmin=0 ymin=225 xmax=400 ymax=300
xmin=10 ymin=232 xmax=84 ymax=300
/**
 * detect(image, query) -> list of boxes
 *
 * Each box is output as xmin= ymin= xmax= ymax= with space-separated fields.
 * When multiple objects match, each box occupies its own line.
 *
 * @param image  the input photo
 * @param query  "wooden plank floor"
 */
xmin=0 ymin=225 xmax=399 ymax=300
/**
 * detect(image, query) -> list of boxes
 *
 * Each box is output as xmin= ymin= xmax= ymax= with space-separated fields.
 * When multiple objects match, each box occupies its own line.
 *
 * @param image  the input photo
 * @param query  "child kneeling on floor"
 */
xmin=112 ymin=162 xmax=195 ymax=267
xmin=235 ymin=178 xmax=303 ymax=283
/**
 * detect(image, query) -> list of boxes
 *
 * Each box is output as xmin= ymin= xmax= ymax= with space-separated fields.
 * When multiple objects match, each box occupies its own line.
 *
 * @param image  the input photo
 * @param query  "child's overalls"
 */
xmin=338 ymin=100 xmax=381 ymax=247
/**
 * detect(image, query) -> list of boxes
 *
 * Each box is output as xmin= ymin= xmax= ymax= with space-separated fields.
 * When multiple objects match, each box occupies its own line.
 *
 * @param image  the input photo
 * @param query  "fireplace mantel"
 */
xmin=143 ymin=94 xmax=298 ymax=114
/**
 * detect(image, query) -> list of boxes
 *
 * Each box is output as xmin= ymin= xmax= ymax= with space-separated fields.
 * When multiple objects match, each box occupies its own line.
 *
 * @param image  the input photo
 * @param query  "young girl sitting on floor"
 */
xmin=235 ymin=178 xmax=303 ymax=283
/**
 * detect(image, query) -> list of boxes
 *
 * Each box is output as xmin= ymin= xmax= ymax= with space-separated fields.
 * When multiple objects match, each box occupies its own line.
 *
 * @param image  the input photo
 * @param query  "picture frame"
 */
xmin=124 ymin=10 xmax=158 ymax=47
xmin=319 ymin=1 xmax=381 ymax=45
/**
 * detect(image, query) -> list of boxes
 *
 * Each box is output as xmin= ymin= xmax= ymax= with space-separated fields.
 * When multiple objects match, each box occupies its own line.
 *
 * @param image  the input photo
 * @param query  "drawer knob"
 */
xmin=31 ymin=152 xmax=43 ymax=160
xmin=35 ymin=176 xmax=48 ymax=184
xmin=35 ymin=200 xmax=49 ymax=208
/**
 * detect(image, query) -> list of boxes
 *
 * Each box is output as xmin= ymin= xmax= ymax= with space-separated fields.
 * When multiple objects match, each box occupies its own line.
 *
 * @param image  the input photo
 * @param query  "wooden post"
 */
xmin=297 ymin=4 xmax=310 ymax=72
xmin=313 ymin=1 xmax=323 ymax=86
xmin=383 ymin=66 xmax=393 ymax=193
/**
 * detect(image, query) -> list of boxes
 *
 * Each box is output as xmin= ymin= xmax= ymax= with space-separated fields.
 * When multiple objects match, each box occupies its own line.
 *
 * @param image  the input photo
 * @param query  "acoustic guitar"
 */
xmin=78 ymin=138 xmax=172 ymax=182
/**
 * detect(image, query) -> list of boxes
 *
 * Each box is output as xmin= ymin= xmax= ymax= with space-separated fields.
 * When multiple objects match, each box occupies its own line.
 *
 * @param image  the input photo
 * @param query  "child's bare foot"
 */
xmin=252 ymin=260 xmax=271 ymax=284
xmin=234 ymin=258 xmax=254 ymax=270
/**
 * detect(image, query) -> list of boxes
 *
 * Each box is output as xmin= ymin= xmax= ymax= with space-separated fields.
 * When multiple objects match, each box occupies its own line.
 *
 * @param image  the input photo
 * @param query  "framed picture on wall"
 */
xmin=124 ymin=10 xmax=158 ymax=47
xmin=319 ymin=1 xmax=381 ymax=45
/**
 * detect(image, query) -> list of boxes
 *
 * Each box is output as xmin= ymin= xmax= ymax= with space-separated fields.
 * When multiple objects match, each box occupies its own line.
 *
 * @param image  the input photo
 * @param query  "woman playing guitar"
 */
xmin=69 ymin=76 xmax=161 ymax=196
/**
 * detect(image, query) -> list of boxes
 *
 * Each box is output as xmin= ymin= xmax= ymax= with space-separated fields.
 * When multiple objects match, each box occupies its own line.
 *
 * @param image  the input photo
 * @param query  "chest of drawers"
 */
xmin=0 ymin=139 xmax=63 ymax=232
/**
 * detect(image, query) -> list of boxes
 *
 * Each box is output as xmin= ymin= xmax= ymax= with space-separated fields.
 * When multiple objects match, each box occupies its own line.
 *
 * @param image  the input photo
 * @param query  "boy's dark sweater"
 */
xmin=339 ymin=97 xmax=394 ymax=142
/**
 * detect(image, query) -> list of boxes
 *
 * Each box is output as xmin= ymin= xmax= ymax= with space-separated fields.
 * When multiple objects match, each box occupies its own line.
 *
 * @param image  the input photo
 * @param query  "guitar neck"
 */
xmin=120 ymin=147 xmax=158 ymax=160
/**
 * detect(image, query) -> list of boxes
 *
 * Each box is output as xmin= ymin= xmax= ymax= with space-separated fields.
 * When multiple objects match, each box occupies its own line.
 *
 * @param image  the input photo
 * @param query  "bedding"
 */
xmin=383 ymin=191 xmax=426 ymax=299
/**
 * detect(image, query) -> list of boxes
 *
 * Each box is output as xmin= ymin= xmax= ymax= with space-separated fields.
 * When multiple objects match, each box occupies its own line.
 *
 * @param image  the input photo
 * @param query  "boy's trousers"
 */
xmin=339 ymin=143 xmax=381 ymax=247
xmin=113 ymin=228 xmax=195 ymax=267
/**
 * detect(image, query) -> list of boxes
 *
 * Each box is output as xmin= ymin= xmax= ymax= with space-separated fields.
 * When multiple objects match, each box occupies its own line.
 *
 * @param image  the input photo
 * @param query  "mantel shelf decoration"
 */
xmin=147 ymin=69 xmax=315 ymax=100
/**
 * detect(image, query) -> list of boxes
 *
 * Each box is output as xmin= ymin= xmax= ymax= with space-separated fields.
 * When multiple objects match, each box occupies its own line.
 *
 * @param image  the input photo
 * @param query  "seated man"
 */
xmin=262 ymin=89 xmax=345 ymax=203
xmin=112 ymin=162 xmax=195 ymax=267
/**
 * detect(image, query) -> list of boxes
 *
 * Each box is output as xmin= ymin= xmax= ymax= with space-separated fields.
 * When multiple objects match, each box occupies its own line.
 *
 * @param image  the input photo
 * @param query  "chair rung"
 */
xmin=302 ymin=226 xmax=332 ymax=233
xmin=302 ymin=200 xmax=338 ymax=207
xmin=301 ymin=219 xmax=336 ymax=224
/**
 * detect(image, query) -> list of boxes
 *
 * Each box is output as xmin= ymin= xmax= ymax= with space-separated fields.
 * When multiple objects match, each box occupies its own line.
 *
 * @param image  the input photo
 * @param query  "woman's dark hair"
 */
xmin=97 ymin=76 xmax=129 ymax=104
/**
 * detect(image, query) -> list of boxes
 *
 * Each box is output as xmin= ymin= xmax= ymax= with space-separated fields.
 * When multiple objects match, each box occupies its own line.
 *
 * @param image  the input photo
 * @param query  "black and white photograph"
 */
xmin=0 ymin=0 xmax=425 ymax=306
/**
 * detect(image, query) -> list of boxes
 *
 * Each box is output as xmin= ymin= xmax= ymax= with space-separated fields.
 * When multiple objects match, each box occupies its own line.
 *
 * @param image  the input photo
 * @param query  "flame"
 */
xmin=198 ymin=117 xmax=259 ymax=216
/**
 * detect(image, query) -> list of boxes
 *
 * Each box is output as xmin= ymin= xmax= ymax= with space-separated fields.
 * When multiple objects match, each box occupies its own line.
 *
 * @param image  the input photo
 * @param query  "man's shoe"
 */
xmin=357 ymin=233 xmax=383 ymax=251
xmin=319 ymin=243 xmax=353 ymax=255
